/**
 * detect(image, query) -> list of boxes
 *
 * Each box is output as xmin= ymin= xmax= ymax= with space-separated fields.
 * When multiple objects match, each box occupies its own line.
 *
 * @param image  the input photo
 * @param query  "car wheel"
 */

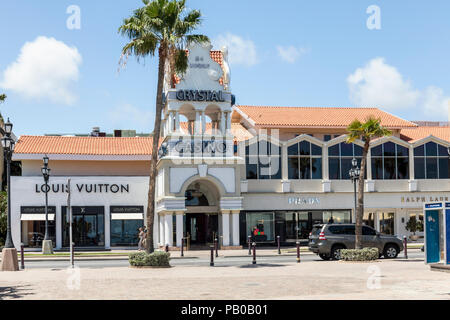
xmin=383 ymin=244 xmax=399 ymax=259
xmin=331 ymin=245 xmax=345 ymax=260
xmin=319 ymin=253 xmax=330 ymax=260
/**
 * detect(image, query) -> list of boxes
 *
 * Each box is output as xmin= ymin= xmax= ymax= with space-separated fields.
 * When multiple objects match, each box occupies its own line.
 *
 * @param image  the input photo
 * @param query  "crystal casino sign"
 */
xmin=176 ymin=90 xmax=225 ymax=102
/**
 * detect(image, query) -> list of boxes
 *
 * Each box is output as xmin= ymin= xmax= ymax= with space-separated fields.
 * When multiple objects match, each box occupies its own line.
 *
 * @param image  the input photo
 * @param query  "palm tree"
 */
xmin=119 ymin=0 xmax=208 ymax=253
xmin=0 ymin=94 xmax=5 ymax=103
xmin=346 ymin=116 xmax=391 ymax=249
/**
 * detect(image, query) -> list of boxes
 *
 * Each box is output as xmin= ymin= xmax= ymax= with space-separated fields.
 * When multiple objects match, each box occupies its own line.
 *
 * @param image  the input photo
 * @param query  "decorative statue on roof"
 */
xmin=221 ymin=46 xmax=231 ymax=91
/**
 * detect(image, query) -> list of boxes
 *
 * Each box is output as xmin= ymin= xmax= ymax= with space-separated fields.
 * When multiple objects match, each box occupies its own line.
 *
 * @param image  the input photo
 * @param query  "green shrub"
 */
xmin=129 ymin=251 xmax=171 ymax=267
xmin=340 ymin=247 xmax=379 ymax=261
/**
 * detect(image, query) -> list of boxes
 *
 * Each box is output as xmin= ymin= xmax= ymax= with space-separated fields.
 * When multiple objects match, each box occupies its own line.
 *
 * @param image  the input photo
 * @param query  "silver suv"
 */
xmin=308 ymin=224 xmax=404 ymax=260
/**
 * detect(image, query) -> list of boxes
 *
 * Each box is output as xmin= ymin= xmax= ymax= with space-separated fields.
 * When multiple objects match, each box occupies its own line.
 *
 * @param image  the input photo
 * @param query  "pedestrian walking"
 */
xmin=138 ymin=227 xmax=145 ymax=251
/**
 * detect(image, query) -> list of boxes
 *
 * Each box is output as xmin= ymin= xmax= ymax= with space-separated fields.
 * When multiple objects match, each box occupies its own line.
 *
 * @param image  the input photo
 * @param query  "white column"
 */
xmin=159 ymin=214 xmax=165 ymax=247
xmin=231 ymin=212 xmax=240 ymax=246
xmin=164 ymin=213 xmax=173 ymax=246
xmin=408 ymin=145 xmax=415 ymax=180
xmin=176 ymin=213 xmax=183 ymax=247
xmin=168 ymin=111 xmax=174 ymax=133
xmin=220 ymin=111 xmax=226 ymax=135
xmin=175 ymin=111 xmax=180 ymax=132
xmin=195 ymin=111 xmax=201 ymax=135
xmin=226 ymin=111 xmax=232 ymax=133
xmin=221 ymin=212 xmax=230 ymax=246
xmin=201 ymin=111 xmax=206 ymax=134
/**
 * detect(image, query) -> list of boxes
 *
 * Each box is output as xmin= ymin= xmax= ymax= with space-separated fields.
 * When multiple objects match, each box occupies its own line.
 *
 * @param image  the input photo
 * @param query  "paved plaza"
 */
xmin=0 ymin=250 xmax=449 ymax=300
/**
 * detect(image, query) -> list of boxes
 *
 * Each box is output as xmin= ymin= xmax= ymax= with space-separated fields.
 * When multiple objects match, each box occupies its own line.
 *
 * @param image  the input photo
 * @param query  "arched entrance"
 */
xmin=184 ymin=180 xmax=220 ymax=247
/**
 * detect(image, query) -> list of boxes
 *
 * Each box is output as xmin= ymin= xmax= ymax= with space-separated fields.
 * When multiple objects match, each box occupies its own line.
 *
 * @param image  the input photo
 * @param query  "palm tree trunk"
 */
xmin=355 ymin=140 xmax=370 ymax=249
xmin=146 ymin=44 xmax=167 ymax=254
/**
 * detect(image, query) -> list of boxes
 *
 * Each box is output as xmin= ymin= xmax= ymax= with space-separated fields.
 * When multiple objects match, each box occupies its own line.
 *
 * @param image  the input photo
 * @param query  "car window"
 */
xmin=343 ymin=226 xmax=355 ymax=235
xmin=328 ymin=225 xmax=345 ymax=234
xmin=311 ymin=226 xmax=323 ymax=236
xmin=362 ymin=226 xmax=377 ymax=236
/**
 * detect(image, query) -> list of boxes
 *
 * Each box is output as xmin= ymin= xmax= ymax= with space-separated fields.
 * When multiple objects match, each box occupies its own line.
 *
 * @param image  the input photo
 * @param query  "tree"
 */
xmin=119 ymin=0 xmax=208 ymax=253
xmin=346 ymin=116 xmax=391 ymax=249
xmin=0 ymin=94 xmax=6 ymax=103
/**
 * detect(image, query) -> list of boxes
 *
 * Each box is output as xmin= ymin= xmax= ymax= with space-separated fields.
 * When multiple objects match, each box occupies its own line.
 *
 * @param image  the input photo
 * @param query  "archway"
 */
xmin=184 ymin=180 xmax=220 ymax=247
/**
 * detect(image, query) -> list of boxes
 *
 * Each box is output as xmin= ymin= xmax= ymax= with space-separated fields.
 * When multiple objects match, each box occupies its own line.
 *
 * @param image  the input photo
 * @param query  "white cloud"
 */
xmin=276 ymin=45 xmax=308 ymax=63
xmin=423 ymin=86 xmax=450 ymax=118
xmin=108 ymin=103 xmax=153 ymax=130
xmin=214 ymin=33 xmax=258 ymax=67
xmin=347 ymin=57 xmax=420 ymax=110
xmin=0 ymin=36 xmax=82 ymax=105
xmin=347 ymin=58 xmax=450 ymax=118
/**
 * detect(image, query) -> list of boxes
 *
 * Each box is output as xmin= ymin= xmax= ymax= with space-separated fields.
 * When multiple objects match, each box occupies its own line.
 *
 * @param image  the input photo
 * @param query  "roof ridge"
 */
xmin=237 ymin=105 xmax=380 ymax=109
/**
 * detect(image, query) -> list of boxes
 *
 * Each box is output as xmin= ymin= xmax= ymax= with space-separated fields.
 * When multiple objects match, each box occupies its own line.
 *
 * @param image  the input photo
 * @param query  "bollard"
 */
xmin=181 ymin=238 xmax=184 ymax=257
xmin=210 ymin=246 xmax=214 ymax=267
xmin=277 ymin=235 xmax=281 ymax=255
xmin=248 ymin=236 xmax=252 ymax=255
xmin=403 ymin=236 xmax=408 ymax=259
xmin=20 ymin=243 xmax=25 ymax=270
xmin=252 ymin=242 xmax=256 ymax=265
xmin=165 ymin=244 xmax=169 ymax=253
xmin=296 ymin=241 xmax=301 ymax=263
xmin=215 ymin=238 xmax=218 ymax=258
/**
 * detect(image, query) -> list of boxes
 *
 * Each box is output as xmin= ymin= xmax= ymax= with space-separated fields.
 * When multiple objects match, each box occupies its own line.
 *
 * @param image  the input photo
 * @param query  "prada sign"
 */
xmin=176 ymin=90 xmax=225 ymax=102
xmin=288 ymin=197 xmax=320 ymax=205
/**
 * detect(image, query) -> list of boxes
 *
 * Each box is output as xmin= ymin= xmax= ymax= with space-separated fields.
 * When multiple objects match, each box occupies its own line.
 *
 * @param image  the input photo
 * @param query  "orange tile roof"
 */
xmin=14 ymin=136 xmax=157 ymax=155
xmin=235 ymin=106 xmax=417 ymax=129
xmin=14 ymin=123 xmax=253 ymax=156
xmin=400 ymin=127 xmax=450 ymax=143
xmin=174 ymin=50 xmax=224 ymax=86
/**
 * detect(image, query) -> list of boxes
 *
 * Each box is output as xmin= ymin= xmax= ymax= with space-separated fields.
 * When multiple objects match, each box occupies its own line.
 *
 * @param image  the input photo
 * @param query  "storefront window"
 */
xmin=288 ymin=140 xmax=322 ymax=179
xmin=378 ymin=212 xmax=395 ymax=235
xmin=21 ymin=220 xmax=56 ymax=248
xmin=246 ymin=212 xmax=274 ymax=242
xmin=371 ymin=142 xmax=409 ymax=180
xmin=111 ymin=219 xmax=144 ymax=246
xmin=414 ymin=142 xmax=449 ymax=179
xmin=323 ymin=211 xmax=351 ymax=224
xmin=363 ymin=212 xmax=375 ymax=228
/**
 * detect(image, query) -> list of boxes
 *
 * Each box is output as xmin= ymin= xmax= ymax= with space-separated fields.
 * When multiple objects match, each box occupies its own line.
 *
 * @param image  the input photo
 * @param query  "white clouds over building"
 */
xmin=0 ymin=36 xmax=82 ymax=105
xmin=214 ymin=33 xmax=259 ymax=67
xmin=348 ymin=57 xmax=450 ymax=119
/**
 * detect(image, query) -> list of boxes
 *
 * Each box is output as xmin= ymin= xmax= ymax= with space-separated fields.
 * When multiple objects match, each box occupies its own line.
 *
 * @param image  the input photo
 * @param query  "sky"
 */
xmin=0 ymin=0 xmax=450 ymax=136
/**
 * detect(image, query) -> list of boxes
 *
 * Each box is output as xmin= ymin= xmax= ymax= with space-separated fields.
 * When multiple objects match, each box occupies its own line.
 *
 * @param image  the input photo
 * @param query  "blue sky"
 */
xmin=1 ymin=0 xmax=450 ymax=136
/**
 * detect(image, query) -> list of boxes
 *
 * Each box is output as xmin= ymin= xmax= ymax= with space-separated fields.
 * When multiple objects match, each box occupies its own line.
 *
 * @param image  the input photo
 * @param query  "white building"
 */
xmin=10 ymin=42 xmax=450 ymax=250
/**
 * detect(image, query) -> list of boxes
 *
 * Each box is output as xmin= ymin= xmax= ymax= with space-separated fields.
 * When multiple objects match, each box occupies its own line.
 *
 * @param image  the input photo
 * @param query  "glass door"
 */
xmin=62 ymin=206 xmax=105 ymax=247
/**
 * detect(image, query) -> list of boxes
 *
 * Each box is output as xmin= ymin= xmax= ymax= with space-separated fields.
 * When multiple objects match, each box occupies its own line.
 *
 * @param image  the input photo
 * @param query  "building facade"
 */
xmin=10 ymin=42 xmax=450 ymax=250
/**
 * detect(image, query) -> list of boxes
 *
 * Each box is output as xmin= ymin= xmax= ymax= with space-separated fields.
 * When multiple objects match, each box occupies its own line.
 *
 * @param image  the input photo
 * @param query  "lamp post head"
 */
xmin=4 ymin=118 xmax=12 ymax=135
xmin=351 ymin=157 xmax=358 ymax=168
xmin=43 ymin=155 xmax=49 ymax=166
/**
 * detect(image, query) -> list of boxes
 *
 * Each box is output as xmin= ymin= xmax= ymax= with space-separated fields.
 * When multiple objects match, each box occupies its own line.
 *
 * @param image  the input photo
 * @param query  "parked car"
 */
xmin=308 ymin=223 xmax=404 ymax=260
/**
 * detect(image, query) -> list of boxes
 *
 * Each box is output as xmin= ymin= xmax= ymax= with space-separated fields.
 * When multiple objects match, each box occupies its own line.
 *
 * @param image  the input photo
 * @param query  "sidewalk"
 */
xmin=2 ymin=245 xmax=423 ymax=262
xmin=1 ymin=257 xmax=448 ymax=300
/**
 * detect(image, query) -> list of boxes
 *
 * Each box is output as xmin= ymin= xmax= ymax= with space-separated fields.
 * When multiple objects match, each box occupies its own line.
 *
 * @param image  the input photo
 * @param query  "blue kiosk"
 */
xmin=423 ymin=202 xmax=450 ymax=265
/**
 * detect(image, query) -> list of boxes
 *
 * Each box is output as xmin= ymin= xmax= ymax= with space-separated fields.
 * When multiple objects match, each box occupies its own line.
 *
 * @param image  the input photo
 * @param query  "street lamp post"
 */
xmin=348 ymin=158 xmax=361 ymax=223
xmin=1 ymin=118 xmax=19 ymax=271
xmin=41 ymin=155 xmax=53 ymax=254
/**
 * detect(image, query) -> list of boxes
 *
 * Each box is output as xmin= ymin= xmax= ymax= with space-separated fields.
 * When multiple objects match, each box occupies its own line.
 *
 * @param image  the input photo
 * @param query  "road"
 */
xmin=21 ymin=250 xmax=424 ymax=269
